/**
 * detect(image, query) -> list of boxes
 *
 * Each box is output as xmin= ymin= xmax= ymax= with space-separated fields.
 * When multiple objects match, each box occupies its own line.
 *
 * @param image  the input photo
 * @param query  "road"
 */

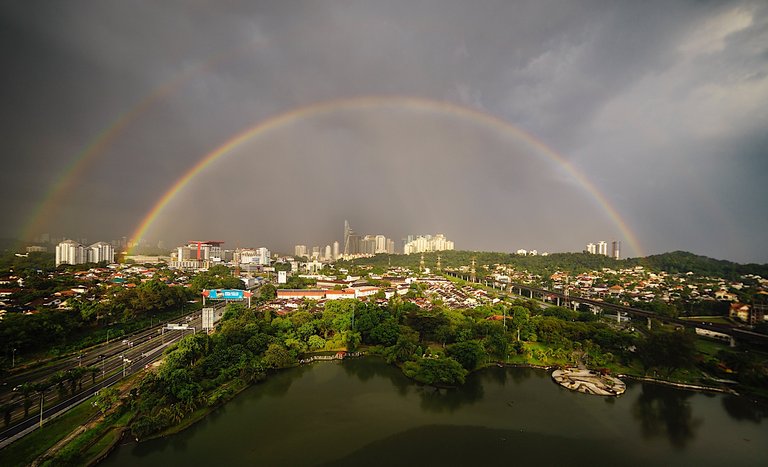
xmin=0 ymin=304 xmax=223 ymax=447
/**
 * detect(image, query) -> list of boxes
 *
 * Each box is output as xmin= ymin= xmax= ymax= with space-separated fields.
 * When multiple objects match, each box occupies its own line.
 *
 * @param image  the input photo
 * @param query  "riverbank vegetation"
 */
xmin=126 ymin=293 xmax=768 ymax=439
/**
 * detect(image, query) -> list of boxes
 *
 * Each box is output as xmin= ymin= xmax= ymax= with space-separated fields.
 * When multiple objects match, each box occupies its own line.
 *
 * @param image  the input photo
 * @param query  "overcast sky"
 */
xmin=1 ymin=0 xmax=766 ymax=262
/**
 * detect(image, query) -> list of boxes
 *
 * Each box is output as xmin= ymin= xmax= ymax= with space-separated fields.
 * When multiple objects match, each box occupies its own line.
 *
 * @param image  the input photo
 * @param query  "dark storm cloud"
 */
xmin=1 ymin=0 xmax=766 ymax=261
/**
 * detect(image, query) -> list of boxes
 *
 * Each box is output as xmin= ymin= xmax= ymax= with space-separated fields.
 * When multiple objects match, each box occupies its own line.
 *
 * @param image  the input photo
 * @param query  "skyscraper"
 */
xmin=586 ymin=243 xmax=596 ymax=254
xmin=403 ymin=234 xmax=455 ymax=254
xmin=598 ymin=241 xmax=608 ymax=256
xmin=56 ymin=240 xmax=85 ymax=266
xmin=612 ymin=241 xmax=621 ymax=260
xmin=88 ymin=241 xmax=115 ymax=263
xmin=294 ymin=245 xmax=307 ymax=257
xmin=343 ymin=220 xmax=353 ymax=256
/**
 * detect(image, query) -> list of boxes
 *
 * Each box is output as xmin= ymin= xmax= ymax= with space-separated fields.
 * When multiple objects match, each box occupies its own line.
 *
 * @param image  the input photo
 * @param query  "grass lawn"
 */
xmin=695 ymin=337 xmax=730 ymax=357
xmin=0 ymin=397 xmax=98 ymax=467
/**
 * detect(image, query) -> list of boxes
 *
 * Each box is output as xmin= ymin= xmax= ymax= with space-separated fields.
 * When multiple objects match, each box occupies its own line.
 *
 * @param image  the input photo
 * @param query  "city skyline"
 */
xmin=2 ymin=1 xmax=767 ymax=263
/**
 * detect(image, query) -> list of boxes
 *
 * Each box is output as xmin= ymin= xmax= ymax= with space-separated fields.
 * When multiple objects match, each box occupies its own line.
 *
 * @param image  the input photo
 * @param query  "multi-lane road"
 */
xmin=0 ymin=305 xmax=221 ymax=448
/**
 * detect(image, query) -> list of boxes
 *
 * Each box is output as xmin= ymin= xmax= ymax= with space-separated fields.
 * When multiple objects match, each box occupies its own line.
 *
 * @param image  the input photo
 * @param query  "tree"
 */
xmin=402 ymin=357 xmax=467 ymax=386
xmin=637 ymin=329 xmax=696 ymax=375
xmin=263 ymin=343 xmax=293 ymax=369
xmin=447 ymin=340 xmax=487 ymax=371
xmin=260 ymin=283 xmax=277 ymax=301
xmin=15 ymin=382 xmax=34 ymax=417
xmin=1 ymin=402 xmax=14 ymax=427
xmin=93 ymin=387 xmax=120 ymax=415
xmin=369 ymin=320 xmax=400 ymax=346
xmin=385 ymin=327 xmax=419 ymax=363
xmin=509 ymin=306 xmax=530 ymax=341
xmin=308 ymin=335 xmax=326 ymax=350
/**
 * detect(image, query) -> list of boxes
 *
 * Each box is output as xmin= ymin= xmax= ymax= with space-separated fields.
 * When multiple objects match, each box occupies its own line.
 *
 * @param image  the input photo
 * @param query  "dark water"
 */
xmin=101 ymin=359 xmax=768 ymax=466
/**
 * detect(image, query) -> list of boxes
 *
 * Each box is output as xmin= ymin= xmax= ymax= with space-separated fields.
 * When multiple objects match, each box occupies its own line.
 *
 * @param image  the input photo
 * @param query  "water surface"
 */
xmin=102 ymin=359 xmax=768 ymax=466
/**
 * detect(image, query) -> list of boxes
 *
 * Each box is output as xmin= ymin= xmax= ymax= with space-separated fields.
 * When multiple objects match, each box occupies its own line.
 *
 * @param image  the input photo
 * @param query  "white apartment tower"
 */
xmin=87 ymin=241 xmax=115 ymax=264
xmin=403 ymin=234 xmax=455 ymax=255
xmin=597 ymin=241 xmax=608 ymax=256
xmin=586 ymin=243 xmax=596 ymax=254
xmin=56 ymin=240 xmax=85 ymax=266
xmin=294 ymin=245 xmax=307 ymax=257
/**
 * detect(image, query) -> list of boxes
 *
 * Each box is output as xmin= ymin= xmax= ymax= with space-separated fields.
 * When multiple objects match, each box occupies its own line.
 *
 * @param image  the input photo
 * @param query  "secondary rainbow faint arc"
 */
xmin=128 ymin=96 xmax=644 ymax=257
xmin=20 ymin=42 xmax=259 ymax=241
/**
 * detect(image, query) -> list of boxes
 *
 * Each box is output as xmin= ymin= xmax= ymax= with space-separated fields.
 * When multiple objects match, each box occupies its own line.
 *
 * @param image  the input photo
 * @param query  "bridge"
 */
xmin=445 ymin=271 xmax=768 ymax=346
xmin=508 ymin=281 xmax=768 ymax=346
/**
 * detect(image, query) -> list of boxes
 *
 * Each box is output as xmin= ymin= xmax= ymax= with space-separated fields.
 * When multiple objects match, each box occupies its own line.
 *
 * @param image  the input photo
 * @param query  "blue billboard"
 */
xmin=205 ymin=289 xmax=245 ymax=300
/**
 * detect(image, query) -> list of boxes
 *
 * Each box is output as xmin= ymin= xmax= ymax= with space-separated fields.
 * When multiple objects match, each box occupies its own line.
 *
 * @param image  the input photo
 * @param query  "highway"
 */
xmin=444 ymin=271 xmax=768 ymax=345
xmin=503 ymin=281 xmax=768 ymax=345
xmin=0 ymin=304 xmax=223 ymax=447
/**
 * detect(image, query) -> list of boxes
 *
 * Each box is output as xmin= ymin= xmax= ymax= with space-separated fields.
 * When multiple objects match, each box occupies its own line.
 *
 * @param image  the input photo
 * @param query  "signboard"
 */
xmin=166 ymin=324 xmax=192 ymax=330
xmin=205 ymin=289 xmax=246 ymax=300
xmin=202 ymin=289 xmax=252 ymax=307
xmin=202 ymin=307 xmax=214 ymax=330
xmin=278 ymin=270 xmax=287 ymax=284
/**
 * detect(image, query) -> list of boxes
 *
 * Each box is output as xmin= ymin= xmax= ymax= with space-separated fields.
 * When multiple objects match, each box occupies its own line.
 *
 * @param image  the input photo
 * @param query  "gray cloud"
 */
xmin=1 ymin=0 xmax=766 ymax=261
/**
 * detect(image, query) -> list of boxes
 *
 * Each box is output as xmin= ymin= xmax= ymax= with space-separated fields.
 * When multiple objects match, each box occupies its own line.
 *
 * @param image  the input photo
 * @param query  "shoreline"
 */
xmin=126 ymin=356 xmax=742 ymax=447
xmin=619 ymin=374 xmax=740 ymax=395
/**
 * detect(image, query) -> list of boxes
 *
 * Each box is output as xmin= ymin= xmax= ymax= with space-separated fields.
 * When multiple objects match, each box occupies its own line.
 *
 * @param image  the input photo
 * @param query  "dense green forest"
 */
xmin=340 ymin=250 xmax=768 ymax=280
xmin=631 ymin=251 xmax=768 ymax=280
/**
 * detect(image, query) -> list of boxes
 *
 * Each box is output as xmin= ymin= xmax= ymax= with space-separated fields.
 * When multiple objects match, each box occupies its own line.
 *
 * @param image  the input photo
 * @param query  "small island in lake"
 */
xmin=552 ymin=368 xmax=626 ymax=396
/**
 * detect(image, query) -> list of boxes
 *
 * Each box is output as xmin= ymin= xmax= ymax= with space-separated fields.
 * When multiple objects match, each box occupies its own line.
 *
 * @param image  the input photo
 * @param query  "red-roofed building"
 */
xmin=276 ymin=289 xmax=327 ymax=300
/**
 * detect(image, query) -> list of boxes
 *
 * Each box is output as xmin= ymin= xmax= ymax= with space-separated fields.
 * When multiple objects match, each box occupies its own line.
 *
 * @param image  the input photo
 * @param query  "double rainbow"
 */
xmin=126 ymin=96 xmax=643 ymax=257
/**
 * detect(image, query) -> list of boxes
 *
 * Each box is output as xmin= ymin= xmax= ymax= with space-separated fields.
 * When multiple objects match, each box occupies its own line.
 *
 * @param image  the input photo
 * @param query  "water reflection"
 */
xmin=324 ymin=424 xmax=642 ymax=467
xmin=341 ymin=357 xmax=411 ymax=396
xmin=721 ymin=395 xmax=768 ymax=423
xmin=417 ymin=374 xmax=484 ymax=413
xmin=632 ymin=383 xmax=701 ymax=449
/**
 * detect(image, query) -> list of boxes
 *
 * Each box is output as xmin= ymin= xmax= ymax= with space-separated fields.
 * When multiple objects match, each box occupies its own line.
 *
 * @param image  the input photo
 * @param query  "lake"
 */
xmin=101 ymin=358 xmax=768 ymax=466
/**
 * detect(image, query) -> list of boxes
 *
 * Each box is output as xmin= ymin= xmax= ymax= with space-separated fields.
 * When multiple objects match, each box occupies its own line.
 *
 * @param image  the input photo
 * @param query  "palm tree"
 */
xmin=15 ymin=382 xmax=34 ymax=417
xmin=65 ymin=367 xmax=87 ymax=395
xmin=33 ymin=380 xmax=54 ymax=425
xmin=54 ymin=371 xmax=68 ymax=401
xmin=88 ymin=366 xmax=100 ymax=384
xmin=1 ymin=402 xmax=15 ymax=427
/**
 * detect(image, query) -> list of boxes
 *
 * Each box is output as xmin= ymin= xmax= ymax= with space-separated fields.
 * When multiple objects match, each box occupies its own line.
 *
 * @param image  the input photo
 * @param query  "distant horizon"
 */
xmin=10 ymin=235 xmax=768 ymax=266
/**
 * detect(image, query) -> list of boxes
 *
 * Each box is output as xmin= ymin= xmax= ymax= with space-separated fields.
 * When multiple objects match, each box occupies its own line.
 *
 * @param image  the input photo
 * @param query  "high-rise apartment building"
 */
xmin=586 ymin=243 xmax=596 ymax=254
xmin=597 ymin=241 xmax=608 ymax=256
xmin=171 ymin=241 xmax=225 ymax=269
xmin=56 ymin=240 xmax=85 ymax=266
xmin=611 ymin=241 xmax=621 ymax=260
xmin=56 ymin=239 xmax=114 ymax=266
xmin=294 ymin=245 xmax=307 ymax=257
xmin=403 ymin=234 xmax=455 ymax=255
xmin=88 ymin=241 xmax=115 ymax=263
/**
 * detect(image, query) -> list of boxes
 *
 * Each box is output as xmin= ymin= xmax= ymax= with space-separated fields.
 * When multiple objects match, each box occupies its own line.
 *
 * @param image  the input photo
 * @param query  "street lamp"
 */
xmin=121 ymin=357 xmax=131 ymax=377
xmin=12 ymin=348 xmax=16 ymax=368
xmin=106 ymin=329 xmax=110 ymax=344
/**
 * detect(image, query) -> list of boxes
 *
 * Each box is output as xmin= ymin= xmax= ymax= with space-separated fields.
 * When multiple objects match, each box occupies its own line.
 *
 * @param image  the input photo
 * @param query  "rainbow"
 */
xmin=128 ymin=96 xmax=644 ymax=257
xmin=20 ymin=42 xmax=259 ymax=242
